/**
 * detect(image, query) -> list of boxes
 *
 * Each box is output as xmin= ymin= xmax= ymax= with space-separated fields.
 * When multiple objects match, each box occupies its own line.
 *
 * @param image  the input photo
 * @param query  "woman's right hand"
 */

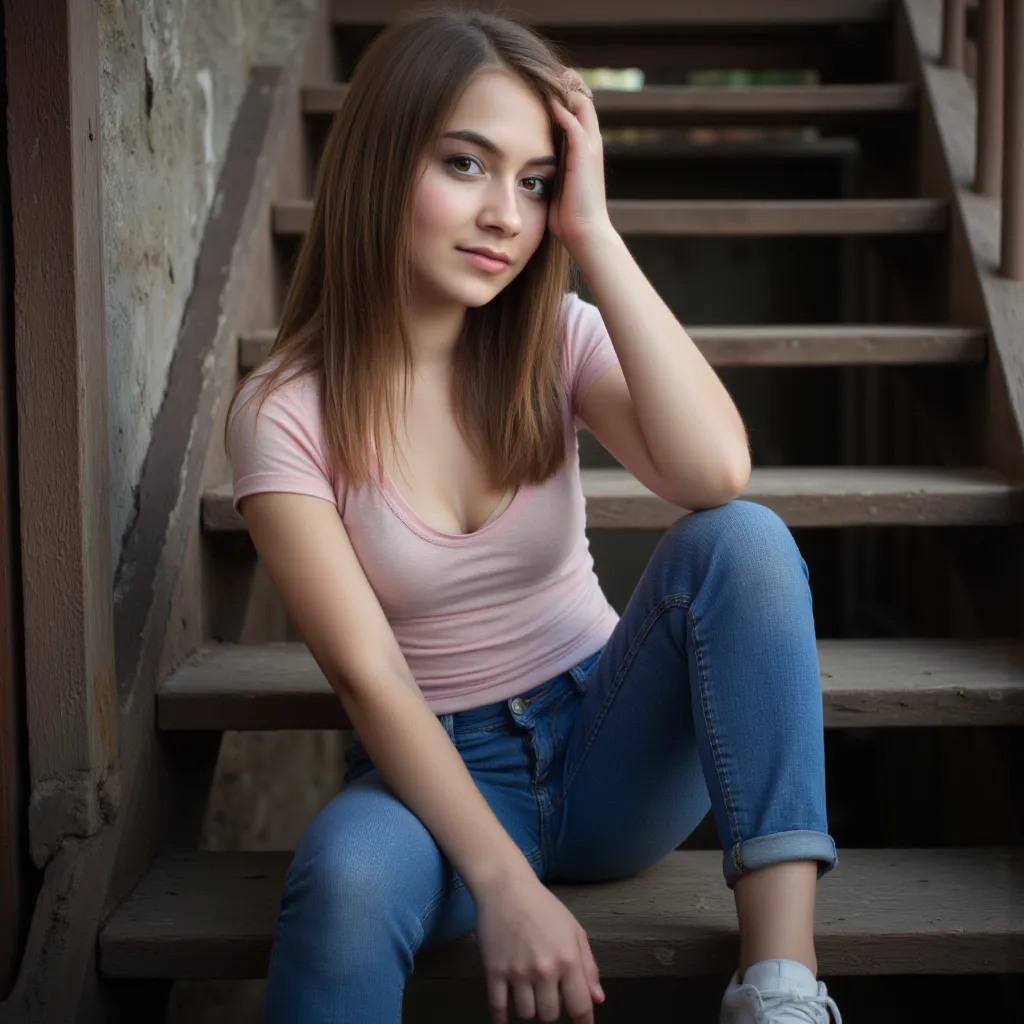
xmin=474 ymin=872 xmax=606 ymax=1023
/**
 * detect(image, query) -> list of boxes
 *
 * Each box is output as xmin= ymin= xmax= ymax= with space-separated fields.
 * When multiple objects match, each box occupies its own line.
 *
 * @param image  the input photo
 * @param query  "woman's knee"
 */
xmin=278 ymin=780 xmax=443 ymax=956
xmin=665 ymin=500 xmax=803 ymax=574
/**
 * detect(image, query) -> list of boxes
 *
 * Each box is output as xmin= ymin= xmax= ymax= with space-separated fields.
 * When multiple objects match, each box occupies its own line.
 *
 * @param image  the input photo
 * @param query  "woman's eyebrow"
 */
xmin=442 ymin=129 xmax=557 ymax=167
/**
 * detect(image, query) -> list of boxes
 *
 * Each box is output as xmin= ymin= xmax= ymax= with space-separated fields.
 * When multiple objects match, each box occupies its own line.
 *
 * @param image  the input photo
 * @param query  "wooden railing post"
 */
xmin=4 ymin=0 xmax=119 ymax=868
xmin=974 ymin=0 xmax=1004 ymax=195
xmin=1001 ymin=0 xmax=1024 ymax=279
xmin=942 ymin=0 xmax=968 ymax=68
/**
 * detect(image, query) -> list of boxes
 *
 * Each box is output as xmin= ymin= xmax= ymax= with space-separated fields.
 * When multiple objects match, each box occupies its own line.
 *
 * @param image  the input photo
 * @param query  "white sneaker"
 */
xmin=720 ymin=959 xmax=842 ymax=1023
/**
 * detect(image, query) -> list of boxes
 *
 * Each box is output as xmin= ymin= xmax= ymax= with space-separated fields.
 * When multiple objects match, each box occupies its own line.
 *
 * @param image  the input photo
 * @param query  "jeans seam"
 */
xmin=535 ymin=784 xmax=552 ymax=873
xmin=559 ymin=593 xmax=688 ymax=805
xmin=689 ymin=602 xmax=742 ymax=848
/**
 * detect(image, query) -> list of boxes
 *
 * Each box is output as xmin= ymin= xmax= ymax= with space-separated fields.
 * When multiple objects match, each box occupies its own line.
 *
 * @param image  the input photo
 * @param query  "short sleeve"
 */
xmin=562 ymin=291 xmax=619 ymax=417
xmin=228 ymin=369 xmax=343 ymax=516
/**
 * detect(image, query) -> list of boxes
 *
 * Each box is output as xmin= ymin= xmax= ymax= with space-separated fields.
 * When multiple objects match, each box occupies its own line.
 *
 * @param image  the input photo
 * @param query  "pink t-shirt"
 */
xmin=229 ymin=291 xmax=621 ymax=713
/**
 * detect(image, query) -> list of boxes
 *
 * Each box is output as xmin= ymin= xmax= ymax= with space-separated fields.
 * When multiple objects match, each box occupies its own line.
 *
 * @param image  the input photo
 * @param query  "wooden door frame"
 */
xmin=0 ymin=0 xmax=31 ymax=997
xmin=0 ymin=1 xmax=118 ymax=1016
xmin=2 ymin=0 xmax=118 ymax=871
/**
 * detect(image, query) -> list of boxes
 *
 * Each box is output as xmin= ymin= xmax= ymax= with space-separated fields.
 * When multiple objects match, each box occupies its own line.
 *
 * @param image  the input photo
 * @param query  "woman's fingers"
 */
xmin=561 ymin=967 xmax=597 ymax=1024
xmin=560 ymin=69 xmax=601 ymax=139
xmin=579 ymin=930 xmax=605 ymax=1002
xmin=551 ymin=96 xmax=585 ymax=146
xmin=564 ymin=89 xmax=601 ymax=140
xmin=561 ymin=66 xmax=593 ymax=100
xmin=534 ymin=974 xmax=563 ymax=1022
xmin=512 ymin=979 xmax=537 ymax=1021
xmin=487 ymin=976 xmax=509 ymax=1024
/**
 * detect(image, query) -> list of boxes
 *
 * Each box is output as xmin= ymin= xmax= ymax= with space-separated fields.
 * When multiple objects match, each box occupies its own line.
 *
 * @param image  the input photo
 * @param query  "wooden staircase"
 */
xmin=96 ymin=0 xmax=1024 ymax=1018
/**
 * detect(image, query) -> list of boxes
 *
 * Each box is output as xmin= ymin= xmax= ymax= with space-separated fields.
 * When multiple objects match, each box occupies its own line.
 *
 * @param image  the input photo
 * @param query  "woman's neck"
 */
xmin=407 ymin=295 xmax=466 ymax=368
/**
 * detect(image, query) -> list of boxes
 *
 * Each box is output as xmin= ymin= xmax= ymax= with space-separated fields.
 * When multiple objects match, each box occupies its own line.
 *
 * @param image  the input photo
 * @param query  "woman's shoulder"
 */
xmin=559 ymin=289 xmax=604 ymax=340
xmin=229 ymin=357 xmax=328 ymax=457
xmin=234 ymin=357 xmax=323 ymax=420
xmin=560 ymin=288 xmax=588 ymax=320
xmin=559 ymin=290 xmax=610 ymax=358
xmin=228 ymin=357 xmax=338 ymax=509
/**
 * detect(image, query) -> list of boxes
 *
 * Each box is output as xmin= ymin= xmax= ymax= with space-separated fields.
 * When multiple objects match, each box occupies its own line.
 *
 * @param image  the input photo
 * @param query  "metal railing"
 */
xmin=943 ymin=0 xmax=1023 ymax=279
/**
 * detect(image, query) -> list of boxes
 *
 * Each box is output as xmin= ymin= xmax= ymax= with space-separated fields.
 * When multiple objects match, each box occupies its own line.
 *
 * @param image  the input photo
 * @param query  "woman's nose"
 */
xmin=479 ymin=180 xmax=522 ymax=235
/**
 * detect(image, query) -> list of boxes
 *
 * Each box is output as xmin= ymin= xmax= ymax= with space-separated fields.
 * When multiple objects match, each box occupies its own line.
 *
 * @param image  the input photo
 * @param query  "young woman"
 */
xmin=226 ymin=10 xmax=841 ymax=1023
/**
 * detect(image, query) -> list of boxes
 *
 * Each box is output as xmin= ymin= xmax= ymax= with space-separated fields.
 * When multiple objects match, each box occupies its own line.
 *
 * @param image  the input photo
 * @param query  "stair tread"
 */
xmin=204 ymin=466 xmax=1024 ymax=532
xmin=158 ymin=638 xmax=1024 ymax=731
xmin=330 ymin=0 xmax=893 ymax=26
xmin=273 ymin=198 xmax=948 ymax=237
xmin=239 ymin=324 xmax=986 ymax=372
xmin=303 ymin=83 xmax=917 ymax=123
xmin=98 ymin=847 xmax=1022 ymax=979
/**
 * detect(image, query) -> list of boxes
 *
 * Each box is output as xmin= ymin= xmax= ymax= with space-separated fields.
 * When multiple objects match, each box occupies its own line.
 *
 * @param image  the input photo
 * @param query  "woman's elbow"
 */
xmin=721 ymin=448 xmax=752 ymax=500
xmin=678 ymin=450 xmax=751 ymax=511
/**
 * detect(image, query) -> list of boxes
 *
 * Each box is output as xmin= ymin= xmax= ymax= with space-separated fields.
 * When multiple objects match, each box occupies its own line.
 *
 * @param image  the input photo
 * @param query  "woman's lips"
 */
xmin=458 ymin=248 xmax=509 ymax=273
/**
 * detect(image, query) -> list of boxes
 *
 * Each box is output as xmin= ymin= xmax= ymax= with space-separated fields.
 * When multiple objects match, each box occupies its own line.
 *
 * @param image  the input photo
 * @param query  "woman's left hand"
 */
xmin=548 ymin=71 xmax=614 ymax=256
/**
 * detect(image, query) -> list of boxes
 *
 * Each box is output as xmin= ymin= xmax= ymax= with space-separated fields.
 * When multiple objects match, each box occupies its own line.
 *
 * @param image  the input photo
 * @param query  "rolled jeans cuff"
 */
xmin=724 ymin=829 xmax=838 ymax=889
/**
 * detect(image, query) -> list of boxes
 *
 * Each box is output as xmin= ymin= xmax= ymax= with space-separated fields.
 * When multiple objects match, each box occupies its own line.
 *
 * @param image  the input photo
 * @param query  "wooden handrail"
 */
xmin=942 ymin=0 xmax=969 ymax=66
xmin=974 ymin=0 xmax=1003 ymax=195
xmin=954 ymin=0 xmax=1024 ymax=279
xmin=1002 ymin=0 xmax=1023 ymax=278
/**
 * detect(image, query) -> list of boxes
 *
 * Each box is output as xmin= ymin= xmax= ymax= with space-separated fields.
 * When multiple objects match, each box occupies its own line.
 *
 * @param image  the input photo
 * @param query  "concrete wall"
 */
xmin=98 ymin=0 xmax=276 ymax=565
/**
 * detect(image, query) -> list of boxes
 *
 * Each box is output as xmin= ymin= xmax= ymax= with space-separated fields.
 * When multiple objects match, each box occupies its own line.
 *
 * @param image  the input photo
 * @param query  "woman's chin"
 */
xmin=412 ymin=269 xmax=511 ymax=311
xmin=446 ymin=278 xmax=509 ymax=309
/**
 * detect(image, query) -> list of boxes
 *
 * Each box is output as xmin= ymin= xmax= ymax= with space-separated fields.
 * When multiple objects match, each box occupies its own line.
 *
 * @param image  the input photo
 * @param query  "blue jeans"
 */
xmin=265 ymin=501 xmax=837 ymax=1023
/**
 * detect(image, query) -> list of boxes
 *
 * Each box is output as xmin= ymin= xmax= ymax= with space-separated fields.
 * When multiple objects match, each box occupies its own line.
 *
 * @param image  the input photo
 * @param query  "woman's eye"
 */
xmin=447 ymin=155 xmax=482 ymax=175
xmin=521 ymin=176 xmax=549 ymax=197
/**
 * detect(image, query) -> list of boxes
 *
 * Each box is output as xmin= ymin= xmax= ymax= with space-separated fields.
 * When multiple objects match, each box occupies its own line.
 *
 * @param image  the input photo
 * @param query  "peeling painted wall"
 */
xmin=98 ymin=0 xmax=276 ymax=565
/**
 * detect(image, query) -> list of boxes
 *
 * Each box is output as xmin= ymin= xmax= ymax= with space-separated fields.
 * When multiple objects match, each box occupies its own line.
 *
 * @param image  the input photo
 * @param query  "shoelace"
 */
xmin=749 ymin=985 xmax=843 ymax=1024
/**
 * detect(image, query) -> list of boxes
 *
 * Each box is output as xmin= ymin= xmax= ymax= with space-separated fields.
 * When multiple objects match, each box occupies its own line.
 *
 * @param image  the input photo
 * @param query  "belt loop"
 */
xmin=569 ymin=648 xmax=603 ymax=695
xmin=438 ymin=712 xmax=456 ymax=740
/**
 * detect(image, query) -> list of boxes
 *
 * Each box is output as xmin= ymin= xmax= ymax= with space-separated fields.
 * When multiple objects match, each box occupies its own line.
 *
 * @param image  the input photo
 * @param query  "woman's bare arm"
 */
xmin=240 ymin=491 xmax=536 ymax=895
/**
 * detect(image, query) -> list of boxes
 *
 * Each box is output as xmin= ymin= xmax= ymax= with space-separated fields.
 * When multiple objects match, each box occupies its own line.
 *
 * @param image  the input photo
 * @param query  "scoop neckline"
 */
xmin=376 ymin=470 xmax=532 ymax=545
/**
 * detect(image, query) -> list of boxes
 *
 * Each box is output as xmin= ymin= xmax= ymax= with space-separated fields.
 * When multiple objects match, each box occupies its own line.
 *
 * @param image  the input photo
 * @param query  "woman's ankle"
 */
xmin=734 ymin=860 xmax=818 ymax=976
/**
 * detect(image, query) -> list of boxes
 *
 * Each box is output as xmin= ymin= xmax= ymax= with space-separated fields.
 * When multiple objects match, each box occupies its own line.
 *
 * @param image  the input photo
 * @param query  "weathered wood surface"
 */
xmin=158 ymin=638 xmax=1024 ymax=731
xmin=239 ymin=324 xmax=985 ymax=373
xmin=5 ymin=0 xmax=118 ymax=872
xmin=98 ymin=847 xmax=1022 ymax=979
xmin=902 ymin=0 xmax=1024 ymax=475
xmin=302 ymin=83 xmax=918 ymax=126
xmin=548 ymin=40 xmax=864 ymax=76
xmin=331 ymin=0 xmax=894 ymax=25
xmin=0 ymin=46 xmax=26 ymax=998
xmin=203 ymin=467 xmax=1024 ymax=533
xmin=273 ymin=198 xmax=949 ymax=238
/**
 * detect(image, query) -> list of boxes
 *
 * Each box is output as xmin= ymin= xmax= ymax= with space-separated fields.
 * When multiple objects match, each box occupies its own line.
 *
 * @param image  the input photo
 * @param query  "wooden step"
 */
xmin=158 ymin=639 xmax=1024 ymax=732
xmin=273 ymin=198 xmax=948 ymax=239
xmin=303 ymin=83 xmax=917 ymax=127
xmin=98 ymin=847 xmax=1021 ymax=979
xmin=238 ymin=325 xmax=986 ymax=374
xmin=203 ymin=467 xmax=1023 ymax=533
xmin=330 ymin=0 xmax=893 ymax=27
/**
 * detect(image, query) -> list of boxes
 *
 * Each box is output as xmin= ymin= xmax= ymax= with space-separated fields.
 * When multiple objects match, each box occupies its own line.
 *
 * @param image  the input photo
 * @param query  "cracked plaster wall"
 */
xmin=99 ymin=0 xmax=275 ymax=565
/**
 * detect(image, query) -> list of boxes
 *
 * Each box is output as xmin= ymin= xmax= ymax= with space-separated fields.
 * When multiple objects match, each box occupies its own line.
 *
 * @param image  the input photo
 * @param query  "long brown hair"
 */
xmin=226 ymin=8 xmax=578 ymax=490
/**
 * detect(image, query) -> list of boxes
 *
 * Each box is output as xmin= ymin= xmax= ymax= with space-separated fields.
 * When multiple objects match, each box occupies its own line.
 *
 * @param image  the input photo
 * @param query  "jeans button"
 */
xmin=510 ymin=697 xmax=526 ymax=714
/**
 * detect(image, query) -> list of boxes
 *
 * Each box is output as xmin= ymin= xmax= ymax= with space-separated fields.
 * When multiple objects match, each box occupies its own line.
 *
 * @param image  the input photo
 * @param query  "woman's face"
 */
xmin=409 ymin=68 xmax=557 ymax=312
